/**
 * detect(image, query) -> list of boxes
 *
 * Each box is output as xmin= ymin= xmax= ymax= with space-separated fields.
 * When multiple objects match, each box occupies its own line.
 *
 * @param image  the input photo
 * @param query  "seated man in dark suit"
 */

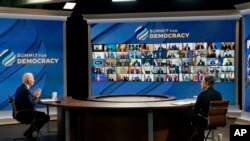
xmin=209 ymin=59 xmax=216 ymax=65
xmin=158 ymin=45 xmax=164 ymax=51
xmin=191 ymin=75 xmax=222 ymax=141
xmin=133 ymin=60 xmax=141 ymax=67
xmin=157 ymin=68 xmax=164 ymax=74
xmin=184 ymin=44 xmax=191 ymax=50
xmin=225 ymin=60 xmax=233 ymax=66
xmin=167 ymin=53 xmax=176 ymax=58
xmin=224 ymin=53 xmax=232 ymax=57
xmin=15 ymin=72 xmax=50 ymax=139
xmin=197 ymin=59 xmax=205 ymax=66
xmin=145 ymin=75 xmax=152 ymax=82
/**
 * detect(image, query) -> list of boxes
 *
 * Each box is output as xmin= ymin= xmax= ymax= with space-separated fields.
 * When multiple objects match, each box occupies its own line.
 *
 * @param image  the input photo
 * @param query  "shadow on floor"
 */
xmin=0 ymin=120 xmax=58 ymax=141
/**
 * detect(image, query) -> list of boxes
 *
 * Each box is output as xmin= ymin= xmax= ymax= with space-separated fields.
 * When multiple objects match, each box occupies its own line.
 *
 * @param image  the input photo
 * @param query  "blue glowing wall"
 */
xmin=0 ymin=19 xmax=64 ymax=110
xmin=244 ymin=15 xmax=250 ymax=112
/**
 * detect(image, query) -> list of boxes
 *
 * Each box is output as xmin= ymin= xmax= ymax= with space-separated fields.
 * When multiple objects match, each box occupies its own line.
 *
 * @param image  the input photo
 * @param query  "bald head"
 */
xmin=22 ymin=72 xmax=34 ymax=86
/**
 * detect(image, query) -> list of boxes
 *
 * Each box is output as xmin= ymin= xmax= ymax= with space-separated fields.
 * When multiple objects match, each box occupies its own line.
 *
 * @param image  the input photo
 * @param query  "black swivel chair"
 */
xmin=8 ymin=96 xmax=43 ymax=140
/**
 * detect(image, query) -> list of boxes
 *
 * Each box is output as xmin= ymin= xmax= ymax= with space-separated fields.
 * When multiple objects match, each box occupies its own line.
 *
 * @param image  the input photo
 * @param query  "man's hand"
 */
xmin=33 ymin=88 xmax=41 ymax=98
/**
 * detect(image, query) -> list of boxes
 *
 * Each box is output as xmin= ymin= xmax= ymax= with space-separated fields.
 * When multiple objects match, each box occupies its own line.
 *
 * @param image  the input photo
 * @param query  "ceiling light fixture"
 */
xmin=63 ymin=2 xmax=76 ymax=10
xmin=112 ymin=0 xmax=136 ymax=2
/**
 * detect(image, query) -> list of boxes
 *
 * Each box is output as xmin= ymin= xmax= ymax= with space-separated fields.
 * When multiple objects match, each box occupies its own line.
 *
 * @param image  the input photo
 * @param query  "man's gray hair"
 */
xmin=22 ymin=72 xmax=34 ymax=84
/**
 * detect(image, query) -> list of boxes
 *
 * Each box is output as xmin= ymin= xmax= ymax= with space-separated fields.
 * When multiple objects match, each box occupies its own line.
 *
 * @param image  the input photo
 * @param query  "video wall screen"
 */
xmin=90 ymin=20 xmax=236 ymax=103
xmin=247 ymin=40 xmax=250 ymax=85
xmin=92 ymin=42 xmax=235 ymax=82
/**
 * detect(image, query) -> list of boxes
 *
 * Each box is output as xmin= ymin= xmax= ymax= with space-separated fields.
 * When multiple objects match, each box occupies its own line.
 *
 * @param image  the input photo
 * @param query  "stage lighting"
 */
xmin=63 ymin=2 xmax=76 ymax=10
xmin=112 ymin=0 xmax=136 ymax=2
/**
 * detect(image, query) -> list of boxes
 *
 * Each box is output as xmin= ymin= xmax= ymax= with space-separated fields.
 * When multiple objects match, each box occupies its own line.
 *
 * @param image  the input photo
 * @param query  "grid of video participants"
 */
xmin=92 ymin=42 xmax=235 ymax=82
xmin=247 ymin=40 xmax=250 ymax=85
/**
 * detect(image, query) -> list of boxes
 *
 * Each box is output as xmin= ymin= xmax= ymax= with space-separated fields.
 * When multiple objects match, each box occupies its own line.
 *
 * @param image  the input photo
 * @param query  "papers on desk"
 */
xmin=171 ymin=99 xmax=196 ymax=105
xmin=40 ymin=98 xmax=57 ymax=102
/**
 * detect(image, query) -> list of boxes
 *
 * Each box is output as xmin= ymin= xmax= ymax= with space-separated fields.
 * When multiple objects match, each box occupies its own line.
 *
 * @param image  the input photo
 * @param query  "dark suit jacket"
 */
xmin=184 ymin=46 xmax=190 ymax=50
xmin=225 ymin=54 xmax=232 ymax=57
xmin=193 ymin=87 xmax=222 ymax=117
xmin=198 ymin=61 xmax=205 ymax=66
xmin=225 ymin=62 xmax=232 ymax=66
xmin=15 ymin=84 xmax=38 ymax=111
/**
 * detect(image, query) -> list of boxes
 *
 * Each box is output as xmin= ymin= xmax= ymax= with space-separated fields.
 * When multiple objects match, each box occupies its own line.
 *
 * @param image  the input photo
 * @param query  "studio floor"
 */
xmin=0 ymin=118 xmax=238 ymax=141
xmin=0 ymin=120 xmax=58 ymax=141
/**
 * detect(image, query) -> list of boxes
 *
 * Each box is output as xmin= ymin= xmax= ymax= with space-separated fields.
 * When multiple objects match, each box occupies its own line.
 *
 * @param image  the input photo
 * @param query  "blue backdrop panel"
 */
xmin=0 ymin=19 xmax=64 ymax=111
xmin=91 ymin=20 xmax=235 ymax=43
xmin=244 ymin=15 xmax=250 ymax=112
xmin=90 ymin=20 xmax=236 ymax=104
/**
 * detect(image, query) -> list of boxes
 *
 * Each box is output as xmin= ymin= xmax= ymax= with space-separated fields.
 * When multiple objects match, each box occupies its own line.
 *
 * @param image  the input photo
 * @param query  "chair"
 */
xmin=205 ymin=100 xmax=229 ymax=141
xmin=8 ymin=96 xmax=43 ymax=140
xmin=189 ymin=100 xmax=229 ymax=141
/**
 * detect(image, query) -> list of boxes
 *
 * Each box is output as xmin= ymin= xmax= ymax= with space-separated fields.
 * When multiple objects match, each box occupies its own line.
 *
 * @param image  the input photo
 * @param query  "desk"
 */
xmin=40 ymin=97 xmax=195 ymax=141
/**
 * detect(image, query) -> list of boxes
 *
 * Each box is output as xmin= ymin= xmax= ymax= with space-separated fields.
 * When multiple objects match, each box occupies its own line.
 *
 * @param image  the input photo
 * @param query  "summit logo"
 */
xmin=135 ymin=26 xmax=149 ymax=41
xmin=0 ymin=49 xmax=16 ymax=67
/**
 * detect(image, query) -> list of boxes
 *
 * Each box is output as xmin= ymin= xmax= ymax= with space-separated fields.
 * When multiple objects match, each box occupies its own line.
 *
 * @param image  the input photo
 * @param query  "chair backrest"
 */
xmin=207 ymin=100 xmax=229 ymax=129
xmin=8 ymin=96 xmax=17 ymax=119
xmin=8 ymin=96 xmax=35 ymax=124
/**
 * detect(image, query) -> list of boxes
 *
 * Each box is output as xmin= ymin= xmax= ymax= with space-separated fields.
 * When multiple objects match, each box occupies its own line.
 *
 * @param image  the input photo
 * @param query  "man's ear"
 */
xmin=25 ymin=79 xmax=30 ymax=85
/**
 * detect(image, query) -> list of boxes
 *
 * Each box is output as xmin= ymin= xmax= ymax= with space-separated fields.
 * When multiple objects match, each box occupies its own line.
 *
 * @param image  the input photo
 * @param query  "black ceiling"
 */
xmin=76 ymin=0 xmax=250 ymax=14
xmin=1 ymin=0 xmax=250 ymax=14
